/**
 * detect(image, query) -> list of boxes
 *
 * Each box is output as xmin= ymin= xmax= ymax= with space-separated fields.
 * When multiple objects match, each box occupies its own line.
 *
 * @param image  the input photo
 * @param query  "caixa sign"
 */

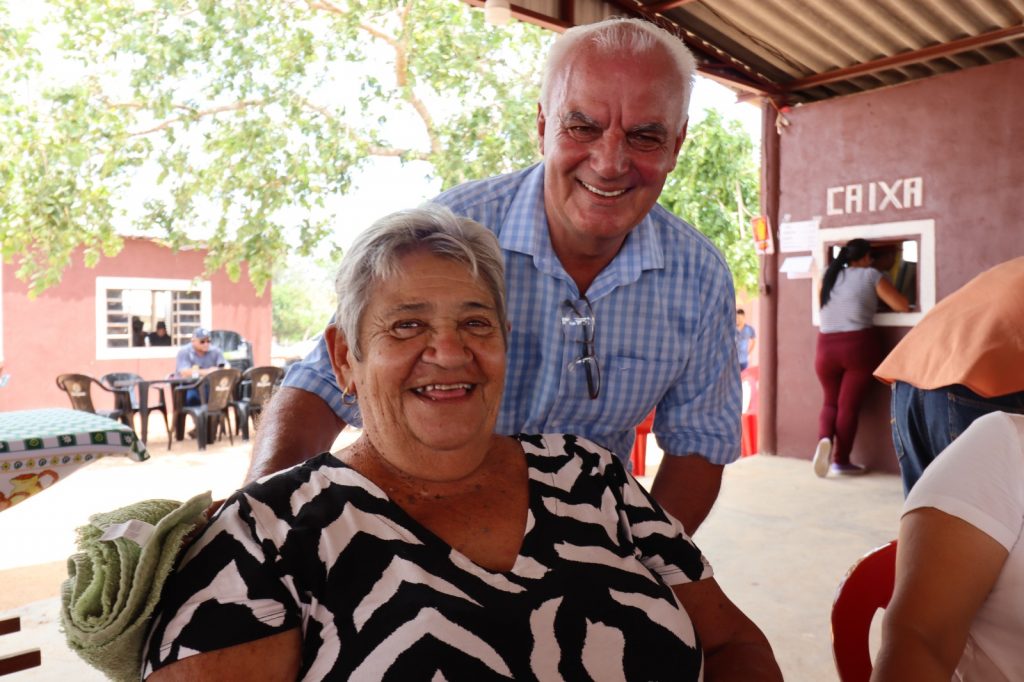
xmin=826 ymin=177 xmax=923 ymax=216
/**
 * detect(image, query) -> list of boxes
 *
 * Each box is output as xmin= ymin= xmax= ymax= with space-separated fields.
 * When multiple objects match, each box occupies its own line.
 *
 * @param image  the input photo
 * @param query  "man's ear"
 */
xmin=672 ymin=119 xmax=688 ymax=157
xmin=324 ymin=325 xmax=355 ymax=394
xmin=537 ymin=103 xmax=546 ymax=155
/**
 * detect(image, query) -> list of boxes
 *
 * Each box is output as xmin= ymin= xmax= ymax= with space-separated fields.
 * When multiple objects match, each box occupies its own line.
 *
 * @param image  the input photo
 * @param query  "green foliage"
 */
xmin=660 ymin=108 xmax=760 ymax=293
xmin=271 ymin=255 xmax=337 ymax=344
xmin=0 ymin=0 xmax=550 ymax=296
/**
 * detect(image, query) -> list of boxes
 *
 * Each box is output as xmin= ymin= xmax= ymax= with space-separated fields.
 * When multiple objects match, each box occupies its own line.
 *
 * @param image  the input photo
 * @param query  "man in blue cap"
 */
xmin=175 ymin=327 xmax=226 ymax=406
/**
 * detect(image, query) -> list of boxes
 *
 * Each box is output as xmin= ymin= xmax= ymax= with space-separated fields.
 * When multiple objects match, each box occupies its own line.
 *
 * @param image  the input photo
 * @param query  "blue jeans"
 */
xmin=891 ymin=381 xmax=1024 ymax=495
xmin=183 ymin=384 xmax=210 ymax=407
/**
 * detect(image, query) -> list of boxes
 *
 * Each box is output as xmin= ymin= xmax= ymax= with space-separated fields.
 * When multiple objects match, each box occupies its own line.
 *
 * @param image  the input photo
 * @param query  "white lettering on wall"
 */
xmin=826 ymin=176 xmax=924 ymax=216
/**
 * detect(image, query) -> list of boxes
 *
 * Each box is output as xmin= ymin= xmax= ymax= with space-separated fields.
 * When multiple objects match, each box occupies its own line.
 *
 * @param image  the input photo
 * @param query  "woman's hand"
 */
xmin=672 ymin=578 xmax=782 ymax=681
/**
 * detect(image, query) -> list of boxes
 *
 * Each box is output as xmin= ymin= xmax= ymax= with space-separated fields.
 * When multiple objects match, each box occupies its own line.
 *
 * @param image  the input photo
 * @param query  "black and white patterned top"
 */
xmin=143 ymin=434 xmax=712 ymax=680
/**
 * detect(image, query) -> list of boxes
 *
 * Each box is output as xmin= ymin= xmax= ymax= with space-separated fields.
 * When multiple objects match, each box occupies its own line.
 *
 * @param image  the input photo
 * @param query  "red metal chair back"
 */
xmin=831 ymin=539 xmax=898 ymax=681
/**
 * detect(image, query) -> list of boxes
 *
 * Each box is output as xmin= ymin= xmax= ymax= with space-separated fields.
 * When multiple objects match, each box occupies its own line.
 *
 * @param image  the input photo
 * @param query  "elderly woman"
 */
xmin=143 ymin=205 xmax=781 ymax=681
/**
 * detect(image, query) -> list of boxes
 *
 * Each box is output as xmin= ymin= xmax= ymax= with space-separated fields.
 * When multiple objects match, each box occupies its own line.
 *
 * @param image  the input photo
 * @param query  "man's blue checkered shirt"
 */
xmin=283 ymin=163 xmax=741 ymax=464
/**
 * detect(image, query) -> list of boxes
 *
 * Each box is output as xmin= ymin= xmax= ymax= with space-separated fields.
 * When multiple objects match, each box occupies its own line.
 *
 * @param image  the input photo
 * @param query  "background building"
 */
xmin=0 ymin=238 xmax=271 ymax=411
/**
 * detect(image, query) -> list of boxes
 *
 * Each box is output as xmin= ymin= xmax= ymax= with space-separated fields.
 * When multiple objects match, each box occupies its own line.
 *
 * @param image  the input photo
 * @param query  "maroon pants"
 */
xmin=814 ymin=329 xmax=881 ymax=465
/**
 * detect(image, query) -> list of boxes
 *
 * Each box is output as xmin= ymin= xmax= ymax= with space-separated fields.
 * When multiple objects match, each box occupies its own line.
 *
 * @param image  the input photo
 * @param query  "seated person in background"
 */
xmin=143 ymin=207 xmax=781 ymax=681
xmin=873 ymin=411 xmax=1024 ymax=681
xmin=131 ymin=316 xmax=147 ymax=347
xmin=147 ymin=321 xmax=173 ymax=346
xmin=174 ymin=327 xmax=226 ymax=406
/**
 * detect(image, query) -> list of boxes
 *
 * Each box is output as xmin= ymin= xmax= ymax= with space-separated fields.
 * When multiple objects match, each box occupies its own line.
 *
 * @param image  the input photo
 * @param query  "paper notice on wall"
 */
xmin=779 ymin=218 xmax=819 ymax=253
xmin=780 ymin=255 xmax=814 ymax=279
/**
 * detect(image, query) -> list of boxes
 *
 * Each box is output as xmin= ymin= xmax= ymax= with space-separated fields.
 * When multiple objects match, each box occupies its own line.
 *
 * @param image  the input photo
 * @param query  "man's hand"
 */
xmin=649 ymin=454 xmax=725 ymax=536
xmin=244 ymin=387 xmax=346 ymax=484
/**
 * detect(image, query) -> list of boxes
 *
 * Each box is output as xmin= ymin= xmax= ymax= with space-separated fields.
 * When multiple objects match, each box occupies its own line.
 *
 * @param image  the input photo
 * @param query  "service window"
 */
xmin=813 ymin=219 xmax=935 ymax=327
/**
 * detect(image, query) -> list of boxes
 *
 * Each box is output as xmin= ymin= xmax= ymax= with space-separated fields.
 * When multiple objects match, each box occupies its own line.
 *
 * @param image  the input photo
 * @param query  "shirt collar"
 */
xmin=498 ymin=163 xmax=666 ymax=293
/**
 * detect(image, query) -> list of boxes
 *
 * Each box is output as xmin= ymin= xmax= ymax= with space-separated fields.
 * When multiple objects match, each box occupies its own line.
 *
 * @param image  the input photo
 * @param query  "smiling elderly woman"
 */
xmin=142 ymin=205 xmax=781 ymax=681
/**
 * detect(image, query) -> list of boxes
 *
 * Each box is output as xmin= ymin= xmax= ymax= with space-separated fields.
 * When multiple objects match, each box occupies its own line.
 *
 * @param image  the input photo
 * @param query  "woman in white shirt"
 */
xmin=873 ymin=411 xmax=1024 ymax=681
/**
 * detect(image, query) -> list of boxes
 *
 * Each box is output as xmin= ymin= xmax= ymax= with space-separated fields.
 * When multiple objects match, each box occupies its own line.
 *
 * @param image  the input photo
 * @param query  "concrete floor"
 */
xmin=0 ymin=430 xmax=904 ymax=680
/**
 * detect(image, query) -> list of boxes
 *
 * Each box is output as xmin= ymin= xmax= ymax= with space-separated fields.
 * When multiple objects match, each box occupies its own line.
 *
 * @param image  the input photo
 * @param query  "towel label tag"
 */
xmin=100 ymin=519 xmax=156 ymax=547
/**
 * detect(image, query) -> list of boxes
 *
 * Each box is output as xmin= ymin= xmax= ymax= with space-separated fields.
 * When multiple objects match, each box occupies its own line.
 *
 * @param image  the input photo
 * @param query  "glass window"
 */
xmin=95 ymin=277 xmax=212 ymax=359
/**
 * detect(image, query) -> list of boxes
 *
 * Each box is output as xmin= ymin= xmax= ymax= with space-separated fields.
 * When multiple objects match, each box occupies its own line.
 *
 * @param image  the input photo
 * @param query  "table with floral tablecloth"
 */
xmin=0 ymin=408 xmax=149 ymax=511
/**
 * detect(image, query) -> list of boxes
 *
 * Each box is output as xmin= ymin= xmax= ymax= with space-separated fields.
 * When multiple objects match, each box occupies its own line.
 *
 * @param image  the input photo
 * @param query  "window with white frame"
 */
xmin=812 ymin=219 xmax=935 ymax=328
xmin=96 ymin=277 xmax=212 ymax=359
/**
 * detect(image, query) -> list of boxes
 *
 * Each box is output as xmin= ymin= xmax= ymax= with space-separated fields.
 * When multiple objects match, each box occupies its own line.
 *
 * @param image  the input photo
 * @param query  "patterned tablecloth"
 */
xmin=0 ymin=408 xmax=149 ymax=511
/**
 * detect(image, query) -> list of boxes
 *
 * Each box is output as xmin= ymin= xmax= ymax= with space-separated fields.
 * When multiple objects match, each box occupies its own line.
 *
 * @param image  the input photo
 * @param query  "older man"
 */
xmin=249 ymin=18 xmax=739 ymax=534
xmin=175 ymin=327 xmax=226 ymax=406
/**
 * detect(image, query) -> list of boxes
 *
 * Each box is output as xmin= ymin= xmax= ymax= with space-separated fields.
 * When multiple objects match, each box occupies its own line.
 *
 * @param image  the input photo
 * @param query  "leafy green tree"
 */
xmin=0 ymin=0 xmax=550 ymax=295
xmin=660 ymin=108 xmax=760 ymax=293
xmin=271 ymin=255 xmax=337 ymax=344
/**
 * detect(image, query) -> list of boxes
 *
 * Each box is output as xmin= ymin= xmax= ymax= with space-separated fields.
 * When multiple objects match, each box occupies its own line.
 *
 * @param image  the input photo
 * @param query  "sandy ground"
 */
xmin=0 ymin=428 xmax=903 ymax=680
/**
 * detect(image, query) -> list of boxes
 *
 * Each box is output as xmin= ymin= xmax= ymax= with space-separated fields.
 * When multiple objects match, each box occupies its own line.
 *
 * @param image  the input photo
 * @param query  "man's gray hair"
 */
xmin=333 ymin=204 xmax=507 ymax=360
xmin=540 ymin=17 xmax=697 ymax=127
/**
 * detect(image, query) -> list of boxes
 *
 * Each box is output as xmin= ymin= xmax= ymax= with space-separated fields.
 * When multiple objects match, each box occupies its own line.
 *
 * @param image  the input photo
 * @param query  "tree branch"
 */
xmin=309 ymin=0 xmax=440 ymax=157
xmin=125 ymin=99 xmax=267 ymax=137
xmin=306 ymin=0 xmax=345 ymax=15
xmin=367 ymin=146 xmax=429 ymax=161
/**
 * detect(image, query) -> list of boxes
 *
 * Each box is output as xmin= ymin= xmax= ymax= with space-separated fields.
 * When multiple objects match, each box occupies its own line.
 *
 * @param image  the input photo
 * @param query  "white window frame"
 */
xmin=812 ymin=219 xmax=935 ymax=328
xmin=95 ymin=276 xmax=213 ymax=360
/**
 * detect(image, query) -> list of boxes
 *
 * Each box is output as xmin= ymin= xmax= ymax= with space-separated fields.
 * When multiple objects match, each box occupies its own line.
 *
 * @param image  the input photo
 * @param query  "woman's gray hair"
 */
xmin=540 ymin=17 xmax=696 ymax=127
xmin=333 ymin=204 xmax=507 ymax=360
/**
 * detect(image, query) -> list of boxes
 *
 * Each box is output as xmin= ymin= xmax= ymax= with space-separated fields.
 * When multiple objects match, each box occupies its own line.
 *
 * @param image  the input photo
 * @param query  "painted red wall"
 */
xmin=773 ymin=56 xmax=1024 ymax=472
xmin=0 ymin=238 xmax=271 ymax=411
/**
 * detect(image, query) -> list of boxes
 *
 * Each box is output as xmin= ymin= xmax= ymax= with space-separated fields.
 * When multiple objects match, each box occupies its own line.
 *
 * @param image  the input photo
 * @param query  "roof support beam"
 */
xmin=645 ymin=0 xmax=702 ymax=15
xmin=785 ymin=23 xmax=1024 ymax=91
xmin=600 ymin=0 xmax=784 ymax=97
xmin=559 ymin=0 xmax=573 ymax=29
xmin=461 ymin=0 xmax=573 ymax=31
xmin=698 ymin=63 xmax=783 ymax=98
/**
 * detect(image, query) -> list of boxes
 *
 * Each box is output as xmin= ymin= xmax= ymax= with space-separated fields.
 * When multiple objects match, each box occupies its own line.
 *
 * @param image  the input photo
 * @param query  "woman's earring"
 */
xmin=341 ymin=386 xmax=358 ymax=406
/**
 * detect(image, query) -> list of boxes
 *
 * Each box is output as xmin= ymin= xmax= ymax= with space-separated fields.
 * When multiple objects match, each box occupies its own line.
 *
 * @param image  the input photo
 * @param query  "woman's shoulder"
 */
xmin=847 ymin=266 xmax=883 ymax=285
xmin=516 ymin=433 xmax=616 ymax=457
xmin=905 ymin=412 xmax=1024 ymax=548
xmin=515 ymin=433 xmax=625 ymax=477
xmin=239 ymin=452 xmax=377 ymax=508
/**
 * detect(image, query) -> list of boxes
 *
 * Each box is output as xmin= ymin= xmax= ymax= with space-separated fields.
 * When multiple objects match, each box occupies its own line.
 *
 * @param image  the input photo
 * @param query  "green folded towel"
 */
xmin=60 ymin=491 xmax=212 ymax=682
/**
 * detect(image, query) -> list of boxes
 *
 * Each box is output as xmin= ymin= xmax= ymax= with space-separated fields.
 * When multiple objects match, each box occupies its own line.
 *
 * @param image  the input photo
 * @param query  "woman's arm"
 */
xmin=871 ymin=508 xmax=1008 ymax=681
xmin=672 ymin=578 xmax=782 ymax=681
xmin=147 ymin=628 xmax=303 ymax=681
xmin=875 ymin=277 xmax=910 ymax=312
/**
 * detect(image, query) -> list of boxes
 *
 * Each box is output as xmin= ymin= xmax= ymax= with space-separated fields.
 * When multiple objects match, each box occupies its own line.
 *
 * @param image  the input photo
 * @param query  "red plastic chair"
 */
xmin=740 ymin=366 xmax=759 ymax=457
xmin=831 ymin=539 xmax=898 ymax=681
xmin=630 ymin=410 xmax=656 ymax=476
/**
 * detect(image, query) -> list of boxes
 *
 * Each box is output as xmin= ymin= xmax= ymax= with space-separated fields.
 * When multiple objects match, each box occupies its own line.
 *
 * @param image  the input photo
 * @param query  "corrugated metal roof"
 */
xmin=472 ymin=0 xmax=1024 ymax=103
